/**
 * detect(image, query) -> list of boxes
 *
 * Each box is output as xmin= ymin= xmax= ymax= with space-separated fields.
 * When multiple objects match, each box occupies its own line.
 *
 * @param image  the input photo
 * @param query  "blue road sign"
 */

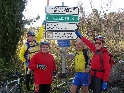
xmin=57 ymin=40 xmax=70 ymax=47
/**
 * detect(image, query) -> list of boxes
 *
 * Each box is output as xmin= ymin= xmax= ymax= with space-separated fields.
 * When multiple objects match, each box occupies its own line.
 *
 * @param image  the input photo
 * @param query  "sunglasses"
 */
xmin=95 ymin=42 xmax=102 ymax=45
xmin=41 ymin=46 xmax=49 ymax=49
xmin=27 ymin=35 xmax=35 ymax=37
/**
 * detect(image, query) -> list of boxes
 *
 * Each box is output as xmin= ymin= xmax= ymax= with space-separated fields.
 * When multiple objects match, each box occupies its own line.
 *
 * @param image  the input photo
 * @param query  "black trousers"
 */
xmin=38 ymin=84 xmax=51 ymax=93
xmin=25 ymin=74 xmax=31 ymax=91
xmin=25 ymin=68 xmax=34 ymax=91
xmin=90 ymin=76 xmax=103 ymax=93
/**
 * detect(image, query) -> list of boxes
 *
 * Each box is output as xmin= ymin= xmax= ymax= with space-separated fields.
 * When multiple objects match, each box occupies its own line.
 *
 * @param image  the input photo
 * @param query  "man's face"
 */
xmin=75 ymin=42 xmax=83 ymax=51
xmin=27 ymin=35 xmax=35 ymax=42
xmin=40 ymin=45 xmax=49 ymax=53
xmin=95 ymin=40 xmax=104 ymax=50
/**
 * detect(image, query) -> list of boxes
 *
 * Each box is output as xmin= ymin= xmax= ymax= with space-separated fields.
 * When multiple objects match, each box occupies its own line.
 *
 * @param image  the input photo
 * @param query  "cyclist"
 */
xmin=19 ymin=25 xmax=44 ymax=91
xmin=75 ymin=29 xmax=113 ymax=93
xmin=67 ymin=38 xmax=90 ymax=93
xmin=29 ymin=41 xmax=56 ymax=93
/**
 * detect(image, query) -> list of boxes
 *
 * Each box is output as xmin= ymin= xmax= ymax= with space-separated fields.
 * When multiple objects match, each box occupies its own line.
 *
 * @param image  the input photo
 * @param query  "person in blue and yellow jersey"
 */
xmin=19 ymin=24 xmax=44 ymax=91
xmin=70 ymin=38 xmax=91 ymax=93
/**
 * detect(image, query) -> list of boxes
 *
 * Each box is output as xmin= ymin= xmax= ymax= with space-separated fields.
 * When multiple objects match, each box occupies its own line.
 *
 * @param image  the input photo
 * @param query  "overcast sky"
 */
xmin=23 ymin=0 xmax=124 ymax=27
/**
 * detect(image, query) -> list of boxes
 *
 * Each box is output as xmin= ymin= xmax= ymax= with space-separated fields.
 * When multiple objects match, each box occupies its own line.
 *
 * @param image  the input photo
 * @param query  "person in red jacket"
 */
xmin=75 ymin=29 xmax=112 ymax=93
xmin=29 ymin=41 xmax=56 ymax=93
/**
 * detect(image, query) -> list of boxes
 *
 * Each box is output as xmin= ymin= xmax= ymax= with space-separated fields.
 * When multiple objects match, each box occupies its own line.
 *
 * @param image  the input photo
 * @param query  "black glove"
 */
xmin=58 ymin=73 xmax=67 ymax=78
xmin=53 ymin=70 xmax=57 ymax=76
xmin=37 ymin=64 xmax=47 ymax=70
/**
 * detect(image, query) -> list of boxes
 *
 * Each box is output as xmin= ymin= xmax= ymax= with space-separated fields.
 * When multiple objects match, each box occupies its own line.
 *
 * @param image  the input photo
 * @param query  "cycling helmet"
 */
xmin=40 ymin=41 xmax=50 ymax=47
xmin=94 ymin=35 xmax=105 ymax=43
xmin=27 ymin=30 xmax=35 ymax=36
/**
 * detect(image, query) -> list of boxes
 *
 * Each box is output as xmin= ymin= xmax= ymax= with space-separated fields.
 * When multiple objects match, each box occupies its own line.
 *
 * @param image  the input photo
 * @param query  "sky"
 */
xmin=23 ymin=0 xmax=124 ymax=28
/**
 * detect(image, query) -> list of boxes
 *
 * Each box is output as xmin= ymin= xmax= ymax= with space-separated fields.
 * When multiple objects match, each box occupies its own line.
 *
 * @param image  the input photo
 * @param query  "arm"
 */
xmin=102 ymin=54 xmax=111 ymax=81
xmin=52 ymin=56 xmax=56 ymax=72
xmin=35 ymin=25 xmax=44 ymax=43
xmin=80 ymin=37 xmax=96 ymax=53
xmin=29 ymin=54 xmax=37 ymax=71
xmin=75 ymin=29 xmax=96 ymax=53
xmin=52 ymin=57 xmax=57 ymax=76
xmin=19 ymin=44 xmax=27 ymax=62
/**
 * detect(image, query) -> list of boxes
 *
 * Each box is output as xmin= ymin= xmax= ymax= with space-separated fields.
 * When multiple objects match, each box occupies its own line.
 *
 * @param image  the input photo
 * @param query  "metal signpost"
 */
xmin=45 ymin=3 xmax=79 ymax=74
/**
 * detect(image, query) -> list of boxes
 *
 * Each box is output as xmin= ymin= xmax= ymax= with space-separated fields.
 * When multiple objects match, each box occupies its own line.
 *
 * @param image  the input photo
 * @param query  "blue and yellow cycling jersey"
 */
xmin=19 ymin=26 xmax=44 ymax=71
xmin=74 ymin=51 xmax=86 ymax=72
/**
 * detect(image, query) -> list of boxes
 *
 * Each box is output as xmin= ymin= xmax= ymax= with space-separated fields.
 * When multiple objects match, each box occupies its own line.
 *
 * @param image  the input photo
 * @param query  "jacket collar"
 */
xmin=40 ymin=51 xmax=49 ymax=55
xmin=96 ymin=47 xmax=107 ymax=54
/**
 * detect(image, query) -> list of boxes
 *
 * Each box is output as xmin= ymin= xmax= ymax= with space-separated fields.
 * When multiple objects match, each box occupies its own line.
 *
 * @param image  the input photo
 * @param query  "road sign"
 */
xmin=46 ymin=6 xmax=79 ymax=15
xmin=46 ymin=14 xmax=79 ymax=22
xmin=45 ymin=6 xmax=79 ymax=40
xmin=45 ymin=31 xmax=77 ymax=40
xmin=57 ymin=40 xmax=70 ymax=47
xmin=46 ymin=23 xmax=77 ymax=30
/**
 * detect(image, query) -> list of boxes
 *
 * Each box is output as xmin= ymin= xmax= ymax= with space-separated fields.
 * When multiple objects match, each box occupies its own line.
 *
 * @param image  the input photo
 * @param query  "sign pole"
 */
xmin=45 ymin=3 xmax=79 ymax=76
xmin=61 ymin=2 xmax=66 ymax=74
xmin=47 ymin=0 xmax=49 ymax=6
xmin=62 ymin=46 xmax=66 ymax=74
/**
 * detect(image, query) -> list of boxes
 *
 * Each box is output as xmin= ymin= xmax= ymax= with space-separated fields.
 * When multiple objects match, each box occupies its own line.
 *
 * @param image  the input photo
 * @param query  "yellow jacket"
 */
xmin=19 ymin=26 xmax=44 ymax=70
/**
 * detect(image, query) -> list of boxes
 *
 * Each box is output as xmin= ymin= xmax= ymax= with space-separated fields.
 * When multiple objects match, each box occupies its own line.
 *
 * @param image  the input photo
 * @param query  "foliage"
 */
xmin=0 ymin=0 xmax=27 ymax=79
xmin=109 ymin=62 xmax=124 ymax=92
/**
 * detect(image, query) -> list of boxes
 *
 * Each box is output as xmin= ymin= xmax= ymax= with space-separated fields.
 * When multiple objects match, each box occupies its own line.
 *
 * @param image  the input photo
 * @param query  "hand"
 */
xmin=37 ymin=64 xmax=47 ymax=70
xmin=42 ymin=20 xmax=46 ymax=25
xmin=58 ymin=72 xmax=67 ymax=78
xmin=75 ymin=29 xmax=82 ymax=38
xmin=26 ymin=61 xmax=29 ymax=67
xmin=102 ymin=81 xmax=108 ymax=91
xmin=85 ymin=67 xmax=91 ymax=73
xmin=27 ymin=68 xmax=31 ymax=74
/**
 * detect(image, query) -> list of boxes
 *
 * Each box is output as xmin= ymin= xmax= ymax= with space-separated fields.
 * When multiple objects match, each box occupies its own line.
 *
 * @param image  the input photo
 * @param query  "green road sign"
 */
xmin=46 ymin=14 xmax=79 ymax=22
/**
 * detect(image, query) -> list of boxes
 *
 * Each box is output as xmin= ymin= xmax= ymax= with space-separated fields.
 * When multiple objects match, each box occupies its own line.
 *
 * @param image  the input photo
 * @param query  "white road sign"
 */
xmin=45 ymin=31 xmax=77 ymax=40
xmin=45 ymin=6 xmax=79 ymax=40
xmin=46 ymin=6 xmax=79 ymax=15
xmin=46 ymin=23 xmax=77 ymax=30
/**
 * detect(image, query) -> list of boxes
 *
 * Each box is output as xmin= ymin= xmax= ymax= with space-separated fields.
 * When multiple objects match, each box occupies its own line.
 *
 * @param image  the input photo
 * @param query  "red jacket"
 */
xmin=29 ymin=51 xmax=56 ymax=84
xmin=80 ymin=37 xmax=111 ymax=81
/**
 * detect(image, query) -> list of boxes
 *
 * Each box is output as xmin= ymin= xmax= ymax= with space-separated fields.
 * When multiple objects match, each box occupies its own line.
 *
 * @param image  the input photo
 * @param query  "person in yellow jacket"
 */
xmin=19 ymin=25 xmax=44 ymax=91
xmin=67 ymin=38 xmax=91 ymax=93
